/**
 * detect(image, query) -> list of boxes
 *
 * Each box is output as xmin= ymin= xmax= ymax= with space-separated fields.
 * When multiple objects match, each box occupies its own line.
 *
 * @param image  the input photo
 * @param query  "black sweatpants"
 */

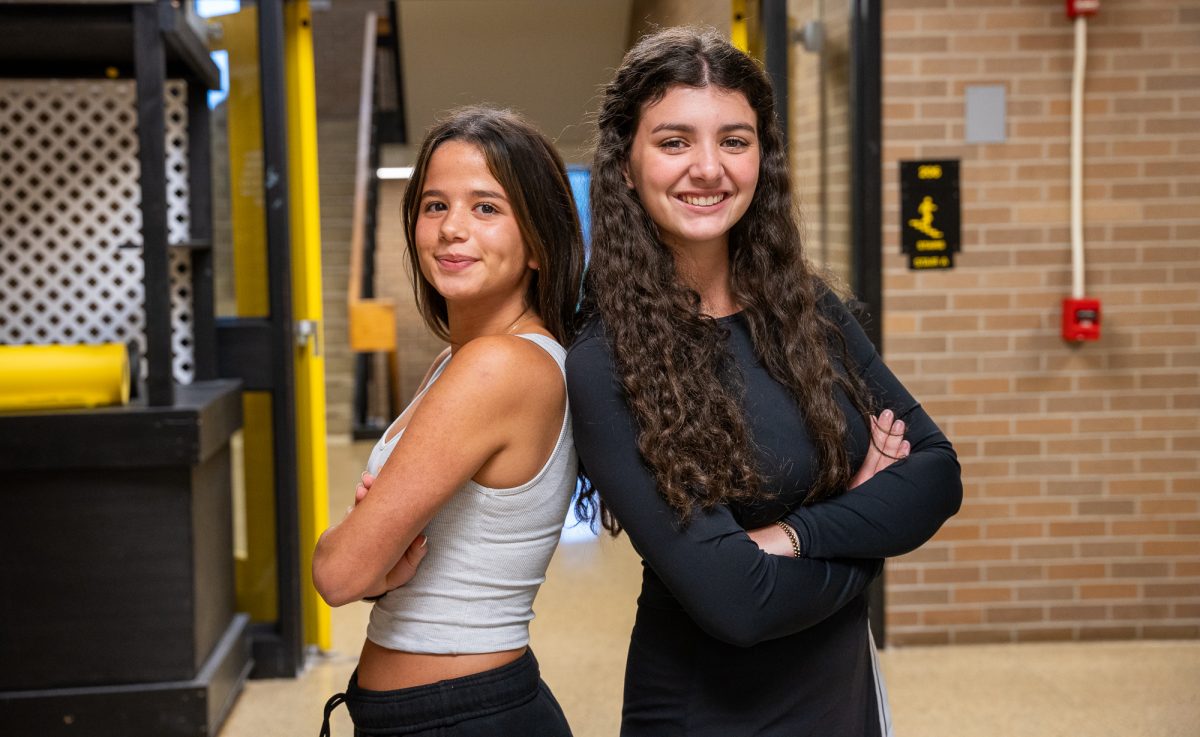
xmin=321 ymin=650 xmax=572 ymax=737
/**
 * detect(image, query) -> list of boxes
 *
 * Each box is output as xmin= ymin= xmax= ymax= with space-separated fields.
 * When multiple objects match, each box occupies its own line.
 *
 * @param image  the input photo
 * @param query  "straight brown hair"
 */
xmin=401 ymin=106 xmax=585 ymax=344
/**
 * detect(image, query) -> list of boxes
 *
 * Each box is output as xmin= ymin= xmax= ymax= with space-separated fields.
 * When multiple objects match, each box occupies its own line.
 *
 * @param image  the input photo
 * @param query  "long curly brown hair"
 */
xmin=577 ymin=27 xmax=874 ymax=532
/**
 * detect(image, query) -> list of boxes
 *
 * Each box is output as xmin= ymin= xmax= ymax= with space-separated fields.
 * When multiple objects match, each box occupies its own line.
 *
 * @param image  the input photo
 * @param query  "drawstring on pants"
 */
xmin=320 ymin=692 xmax=347 ymax=737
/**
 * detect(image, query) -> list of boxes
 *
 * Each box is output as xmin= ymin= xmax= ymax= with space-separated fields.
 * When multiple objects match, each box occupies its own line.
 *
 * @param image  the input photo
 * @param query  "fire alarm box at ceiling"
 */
xmin=1066 ymin=0 xmax=1099 ymax=18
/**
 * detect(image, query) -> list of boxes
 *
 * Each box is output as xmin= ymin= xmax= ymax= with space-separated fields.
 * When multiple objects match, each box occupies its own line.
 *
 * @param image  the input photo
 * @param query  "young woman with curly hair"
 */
xmin=566 ymin=28 xmax=962 ymax=736
xmin=314 ymin=106 xmax=583 ymax=736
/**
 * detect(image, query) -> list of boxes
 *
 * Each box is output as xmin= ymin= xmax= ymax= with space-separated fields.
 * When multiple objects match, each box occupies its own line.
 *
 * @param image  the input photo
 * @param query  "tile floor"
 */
xmin=217 ymin=441 xmax=1200 ymax=737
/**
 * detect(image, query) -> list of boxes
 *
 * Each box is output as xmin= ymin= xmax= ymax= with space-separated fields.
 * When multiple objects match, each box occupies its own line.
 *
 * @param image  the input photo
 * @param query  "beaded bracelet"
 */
xmin=775 ymin=521 xmax=802 ymax=558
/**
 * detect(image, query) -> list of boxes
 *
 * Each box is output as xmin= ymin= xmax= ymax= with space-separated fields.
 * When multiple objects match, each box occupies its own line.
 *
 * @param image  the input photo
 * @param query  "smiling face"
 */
xmin=413 ymin=140 xmax=536 ymax=310
xmin=625 ymin=84 xmax=761 ymax=257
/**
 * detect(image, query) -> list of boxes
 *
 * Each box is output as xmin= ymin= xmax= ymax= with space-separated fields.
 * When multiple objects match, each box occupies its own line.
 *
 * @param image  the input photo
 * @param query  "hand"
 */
xmin=383 ymin=533 xmax=429 ymax=589
xmin=341 ymin=471 xmax=376 ymax=520
xmin=353 ymin=471 xmax=430 ymax=594
xmin=356 ymin=470 xmax=375 ymax=505
xmin=849 ymin=409 xmax=910 ymax=490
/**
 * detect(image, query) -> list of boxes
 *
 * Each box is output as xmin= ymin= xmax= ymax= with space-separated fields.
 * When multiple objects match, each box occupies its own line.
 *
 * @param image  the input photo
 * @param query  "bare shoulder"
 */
xmin=436 ymin=334 xmax=563 ymax=408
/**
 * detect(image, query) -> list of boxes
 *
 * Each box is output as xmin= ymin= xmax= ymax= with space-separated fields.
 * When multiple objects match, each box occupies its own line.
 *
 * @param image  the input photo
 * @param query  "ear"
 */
xmin=622 ymin=162 xmax=634 ymax=190
xmin=527 ymin=257 xmax=540 ymax=271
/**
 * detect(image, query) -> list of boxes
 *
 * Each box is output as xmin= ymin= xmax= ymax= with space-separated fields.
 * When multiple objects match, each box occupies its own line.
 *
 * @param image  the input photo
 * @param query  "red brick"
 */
xmin=923 ymin=566 xmax=982 ymax=584
xmin=1079 ymin=626 xmax=1138 ymax=641
xmin=1047 ymin=564 xmax=1107 ymax=580
xmin=986 ymin=565 xmax=1046 ymax=582
xmin=1016 ymin=585 xmax=1076 ymax=602
xmin=987 ymin=607 xmax=1045 ymax=624
xmin=924 ymin=608 xmax=984 ymax=626
xmin=1080 ymin=584 xmax=1139 ymax=600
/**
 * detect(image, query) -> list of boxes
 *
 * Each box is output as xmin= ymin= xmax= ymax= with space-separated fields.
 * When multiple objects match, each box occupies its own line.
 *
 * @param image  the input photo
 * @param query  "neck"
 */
xmin=668 ymin=237 xmax=738 ymax=317
xmin=446 ymin=296 xmax=532 ymax=352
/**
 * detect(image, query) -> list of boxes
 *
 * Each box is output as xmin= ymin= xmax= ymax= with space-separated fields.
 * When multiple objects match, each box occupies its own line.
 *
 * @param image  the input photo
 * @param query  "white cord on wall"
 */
xmin=1070 ymin=16 xmax=1087 ymax=301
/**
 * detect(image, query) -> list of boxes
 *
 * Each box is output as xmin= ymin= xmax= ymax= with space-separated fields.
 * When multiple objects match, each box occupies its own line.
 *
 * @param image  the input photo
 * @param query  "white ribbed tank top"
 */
xmin=363 ymin=333 xmax=576 ymax=654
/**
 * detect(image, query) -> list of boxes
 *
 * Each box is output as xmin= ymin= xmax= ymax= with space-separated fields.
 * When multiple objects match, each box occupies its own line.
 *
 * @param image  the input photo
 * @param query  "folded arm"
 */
xmin=781 ymin=294 xmax=963 ymax=559
xmin=313 ymin=337 xmax=554 ymax=606
xmin=567 ymin=336 xmax=880 ymax=648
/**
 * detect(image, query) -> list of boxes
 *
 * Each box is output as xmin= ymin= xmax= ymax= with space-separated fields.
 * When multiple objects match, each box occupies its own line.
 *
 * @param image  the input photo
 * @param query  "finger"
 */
xmin=881 ymin=418 xmax=905 ymax=462
xmin=355 ymin=483 xmax=368 ymax=503
xmin=362 ymin=472 xmax=375 ymax=489
xmin=899 ymin=440 xmax=911 ymax=459
xmin=388 ymin=536 xmax=429 ymax=588
xmin=405 ymin=534 xmax=429 ymax=565
xmin=870 ymin=410 xmax=894 ymax=474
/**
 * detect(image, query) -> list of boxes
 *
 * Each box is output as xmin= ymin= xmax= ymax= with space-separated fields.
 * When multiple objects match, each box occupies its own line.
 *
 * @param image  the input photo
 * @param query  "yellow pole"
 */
xmin=731 ymin=0 xmax=750 ymax=52
xmin=284 ymin=0 xmax=332 ymax=652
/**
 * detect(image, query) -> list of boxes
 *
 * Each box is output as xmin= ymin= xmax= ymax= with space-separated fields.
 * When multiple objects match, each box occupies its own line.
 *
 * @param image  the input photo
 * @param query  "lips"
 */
xmin=676 ymin=193 xmax=728 ymax=207
xmin=435 ymin=254 xmax=479 ymax=271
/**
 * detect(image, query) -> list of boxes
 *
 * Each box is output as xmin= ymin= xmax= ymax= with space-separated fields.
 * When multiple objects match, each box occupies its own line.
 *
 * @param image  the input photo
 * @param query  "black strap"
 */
xmin=319 ymin=692 xmax=348 ymax=737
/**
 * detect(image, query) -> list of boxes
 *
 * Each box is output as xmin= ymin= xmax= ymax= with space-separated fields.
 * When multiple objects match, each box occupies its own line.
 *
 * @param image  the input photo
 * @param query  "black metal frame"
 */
xmin=762 ymin=0 xmax=789 ymax=142
xmin=850 ymin=0 xmax=886 ymax=648
xmin=385 ymin=0 xmax=408 ymax=144
xmin=189 ymin=79 xmax=218 ymax=382
xmin=253 ymin=0 xmax=304 ymax=679
xmin=852 ymin=0 xmax=884 ymax=351
xmin=762 ymin=0 xmax=886 ymax=647
xmin=133 ymin=4 xmax=174 ymax=407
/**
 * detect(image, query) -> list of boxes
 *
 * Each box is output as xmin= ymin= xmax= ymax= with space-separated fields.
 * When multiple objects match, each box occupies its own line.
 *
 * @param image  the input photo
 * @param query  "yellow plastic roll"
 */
xmin=0 ymin=343 xmax=131 ymax=411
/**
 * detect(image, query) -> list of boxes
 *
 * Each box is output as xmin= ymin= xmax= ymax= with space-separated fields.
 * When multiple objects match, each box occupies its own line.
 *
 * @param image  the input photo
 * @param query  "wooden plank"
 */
xmin=348 ymin=299 xmax=398 ymax=352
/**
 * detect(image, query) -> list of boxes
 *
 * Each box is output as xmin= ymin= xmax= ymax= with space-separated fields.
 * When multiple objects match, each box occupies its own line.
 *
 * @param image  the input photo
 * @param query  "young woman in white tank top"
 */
xmin=313 ymin=106 xmax=585 ymax=737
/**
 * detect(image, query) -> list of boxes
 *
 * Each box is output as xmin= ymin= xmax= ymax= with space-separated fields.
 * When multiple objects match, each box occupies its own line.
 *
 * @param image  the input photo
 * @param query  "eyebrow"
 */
xmin=649 ymin=122 xmax=757 ymax=135
xmin=420 ymin=189 xmax=509 ymax=201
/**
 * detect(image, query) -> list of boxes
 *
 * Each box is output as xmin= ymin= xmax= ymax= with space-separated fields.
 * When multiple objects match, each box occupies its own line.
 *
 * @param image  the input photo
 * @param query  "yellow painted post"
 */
xmin=731 ymin=0 xmax=764 ymax=61
xmin=284 ymin=0 xmax=332 ymax=652
xmin=216 ymin=6 xmax=280 ymax=625
xmin=731 ymin=0 xmax=750 ymax=52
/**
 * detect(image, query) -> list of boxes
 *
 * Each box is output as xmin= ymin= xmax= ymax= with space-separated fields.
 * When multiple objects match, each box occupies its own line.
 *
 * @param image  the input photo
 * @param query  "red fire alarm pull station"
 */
xmin=1066 ymin=0 xmax=1099 ymax=18
xmin=1062 ymin=298 xmax=1101 ymax=342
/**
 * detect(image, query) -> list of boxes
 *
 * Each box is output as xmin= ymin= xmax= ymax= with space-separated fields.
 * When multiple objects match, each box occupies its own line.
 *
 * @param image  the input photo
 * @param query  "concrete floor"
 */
xmin=218 ymin=442 xmax=1200 ymax=737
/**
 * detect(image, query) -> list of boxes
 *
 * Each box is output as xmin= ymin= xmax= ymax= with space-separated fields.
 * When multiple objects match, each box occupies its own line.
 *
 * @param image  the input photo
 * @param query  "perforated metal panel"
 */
xmin=0 ymin=79 xmax=195 ymax=384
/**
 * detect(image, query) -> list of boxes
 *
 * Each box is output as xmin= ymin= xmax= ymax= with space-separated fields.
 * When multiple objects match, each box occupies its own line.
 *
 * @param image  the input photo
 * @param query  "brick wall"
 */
xmin=879 ymin=0 xmax=1199 ymax=645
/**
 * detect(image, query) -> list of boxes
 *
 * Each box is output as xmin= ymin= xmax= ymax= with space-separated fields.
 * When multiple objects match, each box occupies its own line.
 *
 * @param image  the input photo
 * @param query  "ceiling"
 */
xmin=390 ymin=0 xmax=634 ymax=165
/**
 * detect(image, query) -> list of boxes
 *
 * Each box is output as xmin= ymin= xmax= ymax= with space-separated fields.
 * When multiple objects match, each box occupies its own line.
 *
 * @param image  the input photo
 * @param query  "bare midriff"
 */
xmin=356 ymin=638 xmax=527 ymax=690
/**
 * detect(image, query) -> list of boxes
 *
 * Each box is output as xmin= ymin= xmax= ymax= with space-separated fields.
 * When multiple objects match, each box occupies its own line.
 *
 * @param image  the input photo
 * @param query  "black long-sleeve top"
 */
xmin=565 ymin=293 xmax=961 ymax=736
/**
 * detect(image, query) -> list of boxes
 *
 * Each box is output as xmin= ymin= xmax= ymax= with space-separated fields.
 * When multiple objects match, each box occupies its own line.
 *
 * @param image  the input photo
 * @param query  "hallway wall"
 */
xmin=877 ymin=0 xmax=1199 ymax=645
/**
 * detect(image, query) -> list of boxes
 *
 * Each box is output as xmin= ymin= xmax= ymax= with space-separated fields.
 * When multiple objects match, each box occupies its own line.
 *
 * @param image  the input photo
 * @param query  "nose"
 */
xmin=439 ymin=205 xmax=468 ymax=243
xmin=690 ymin=142 xmax=723 ymax=183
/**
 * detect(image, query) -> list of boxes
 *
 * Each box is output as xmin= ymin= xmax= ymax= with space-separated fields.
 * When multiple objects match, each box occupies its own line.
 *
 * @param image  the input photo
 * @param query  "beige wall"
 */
xmin=878 ymin=0 xmax=1199 ymax=644
xmin=628 ymin=0 xmax=731 ymax=42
